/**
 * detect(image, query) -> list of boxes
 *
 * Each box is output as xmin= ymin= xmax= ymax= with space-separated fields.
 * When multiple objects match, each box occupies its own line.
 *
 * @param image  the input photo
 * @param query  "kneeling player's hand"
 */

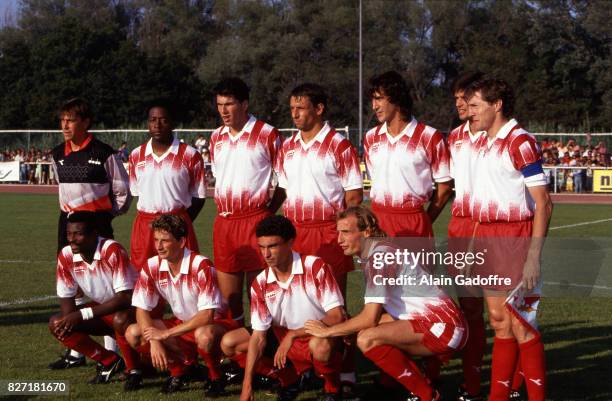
xmin=144 ymin=326 xmax=167 ymax=341
xmin=55 ymin=312 xmax=82 ymax=340
xmin=150 ymin=341 xmax=169 ymax=371
xmin=304 ymin=320 xmax=329 ymax=338
xmin=239 ymin=384 xmax=254 ymax=401
xmin=274 ymin=335 xmax=294 ymax=369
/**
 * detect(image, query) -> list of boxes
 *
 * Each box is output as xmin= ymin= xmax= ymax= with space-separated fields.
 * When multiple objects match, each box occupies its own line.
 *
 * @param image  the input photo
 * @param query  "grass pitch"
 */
xmin=0 ymin=193 xmax=611 ymax=400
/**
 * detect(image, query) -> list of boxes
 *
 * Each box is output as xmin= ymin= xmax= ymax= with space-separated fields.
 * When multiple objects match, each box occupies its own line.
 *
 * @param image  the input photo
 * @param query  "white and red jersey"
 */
xmin=364 ymin=117 xmax=451 ymax=210
xmin=128 ymin=137 xmax=206 ymax=213
xmin=276 ymin=123 xmax=362 ymax=223
xmin=250 ymin=252 xmax=344 ymax=331
xmin=448 ymin=121 xmax=485 ymax=217
xmin=210 ymin=115 xmax=280 ymax=216
xmin=471 ymin=119 xmax=546 ymax=223
xmin=56 ymin=238 xmax=137 ymax=304
xmin=132 ymin=249 xmax=226 ymax=322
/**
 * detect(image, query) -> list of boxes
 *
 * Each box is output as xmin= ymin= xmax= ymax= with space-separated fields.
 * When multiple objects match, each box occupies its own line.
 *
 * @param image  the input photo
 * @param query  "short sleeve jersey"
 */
xmin=132 ymin=249 xmax=225 ymax=322
xmin=276 ymin=123 xmax=362 ymax=223
xmin=128 ymin=137 xmax=206 ymax=213
xmin=56 ymin=238 xmax=137 ymax=304
xmin=471 ymin=119 xmax=546 ymax=223
xmin=447 ymin=121 xmax=485 ymax=217
xmin=209 ymin=116 xmax=281 ymax=215
xmin=250 ymin=252 xmax=344 ymax=331
xmin=364 ymin=118 xmax=451 ymax=210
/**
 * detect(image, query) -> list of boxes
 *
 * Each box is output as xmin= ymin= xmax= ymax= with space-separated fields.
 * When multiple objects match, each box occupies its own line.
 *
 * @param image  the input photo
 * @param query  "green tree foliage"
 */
xmin=0 ymin=0 xmax=609 ymax=131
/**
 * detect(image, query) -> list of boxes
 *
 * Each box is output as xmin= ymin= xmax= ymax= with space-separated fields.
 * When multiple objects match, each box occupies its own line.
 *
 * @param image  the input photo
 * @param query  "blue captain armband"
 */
xmin=521 ymin=161 xmax=547 ymax=187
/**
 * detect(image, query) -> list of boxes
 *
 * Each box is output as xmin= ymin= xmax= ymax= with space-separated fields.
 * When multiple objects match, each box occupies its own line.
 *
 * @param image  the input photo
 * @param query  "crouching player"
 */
xmin=49 ymin=211 xmax=140 ymax=385
xmin=236 ymin=215 xmax=346 ymax=401
xmin=305 ymin=207 xmax=467 ymax=401
xmin=126 ymin=215 xmax=238 ymax=395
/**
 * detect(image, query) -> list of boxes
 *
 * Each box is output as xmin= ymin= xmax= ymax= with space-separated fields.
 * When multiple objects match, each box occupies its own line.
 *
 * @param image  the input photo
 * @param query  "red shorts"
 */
xmin=213 ymin=208 xmax=270 ymax=273
xmin=473 ymin=220 xmax=533 ymax=291
xmin=410 ymin=318 xmax=467 ymax=363
xmin=292 ymin=220 xmax=354 ymax=276
xmin=447 ymin=215 xmax=476 ymax=238
xmin=272 ymin=326 xmax=315 ymax=375
xmin=131 ymin=209 xmax=199 ymax=271
xmin=372 ymin=205 xmax=433 ymax=238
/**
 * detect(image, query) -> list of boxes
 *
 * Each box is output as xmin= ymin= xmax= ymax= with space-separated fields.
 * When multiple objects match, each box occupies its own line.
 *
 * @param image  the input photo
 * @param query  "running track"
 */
xmin=1 ymin=184 xmax=611 ymax=204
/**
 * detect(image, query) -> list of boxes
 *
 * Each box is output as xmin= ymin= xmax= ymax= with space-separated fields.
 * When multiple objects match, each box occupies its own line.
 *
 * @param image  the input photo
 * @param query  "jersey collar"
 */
xmin=463 ymin=121 xmax=485 ymax=143
xmin=492 ymin=118 xmax=519 ymax=140
xmin=72 ymin=237 xmax=103 ymax=263
xmin=295 ymin=122 xmax=331 ymax=149
xmin=378 ymin=117 xmax=417 ymax=143
xmin=64 ymin=133 xmax=93 ymax=156
xmin=145 ymin=136 xmax=180 ymax=160
xmin=266 ymin=251 xmax=303 ymax=288
xmin=159 ymin=248 xmax=192 ymax=278
xmin=220 ymin=115 xmax=257 ymax=141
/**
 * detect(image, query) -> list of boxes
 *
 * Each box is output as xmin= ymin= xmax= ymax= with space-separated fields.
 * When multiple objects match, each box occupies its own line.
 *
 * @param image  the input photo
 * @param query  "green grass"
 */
xmin=0 ymin=193 xmax=611 ymax=400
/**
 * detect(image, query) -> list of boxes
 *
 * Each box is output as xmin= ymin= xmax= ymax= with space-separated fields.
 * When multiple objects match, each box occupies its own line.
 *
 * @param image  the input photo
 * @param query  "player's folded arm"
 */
xmin=164 ymin=308 xmax=215 ymax=339
xmin=88 ymin=289 xmax=133 ymax=318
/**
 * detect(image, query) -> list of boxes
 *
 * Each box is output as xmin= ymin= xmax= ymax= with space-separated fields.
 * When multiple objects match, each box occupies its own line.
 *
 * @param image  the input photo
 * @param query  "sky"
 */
xmin=0 ymin=0 xmax=18 ymax=27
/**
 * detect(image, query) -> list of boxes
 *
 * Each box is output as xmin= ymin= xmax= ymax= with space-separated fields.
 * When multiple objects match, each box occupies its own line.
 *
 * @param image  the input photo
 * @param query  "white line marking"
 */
xmin=543 ymin=282 xmax=612 ymax=291
xmin=549 ymin=218 xmax=612 ymax=231
xmin=0 ymin=295 xmax=56 ymax=308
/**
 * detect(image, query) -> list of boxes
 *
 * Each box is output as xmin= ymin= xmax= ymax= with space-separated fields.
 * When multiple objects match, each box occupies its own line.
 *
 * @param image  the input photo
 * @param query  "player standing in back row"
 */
xmin=209 ymin=77 xmax=284 ymax=324
xmin=465 ymin=78 xmax=552 ymax=401
xmin=128 ymin=99 xmax=206 ymax=271
xmin=364 ymin=71 xmax=451 ymax=237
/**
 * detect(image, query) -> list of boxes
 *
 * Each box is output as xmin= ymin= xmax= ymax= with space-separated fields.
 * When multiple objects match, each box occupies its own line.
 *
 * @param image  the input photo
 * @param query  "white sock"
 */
xmin=104 ymin=336 xmax=118 ymax=352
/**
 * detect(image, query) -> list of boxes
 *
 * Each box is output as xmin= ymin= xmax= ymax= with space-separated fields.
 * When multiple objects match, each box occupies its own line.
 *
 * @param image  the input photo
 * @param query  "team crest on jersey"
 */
xmin=159 ymin=278 xmax=168 ymax=288
xmin=285 ymin=150 xmax=295 ymax=159
xmin=136 ymin=161 xmax=146 ymax=168
xmin=265 ymin=289 xmax=281 ymax=301
xmin=370 ymin=143 xmax=379 ymax=152
xmin=74 ymin=265 xmax=86 ymax=274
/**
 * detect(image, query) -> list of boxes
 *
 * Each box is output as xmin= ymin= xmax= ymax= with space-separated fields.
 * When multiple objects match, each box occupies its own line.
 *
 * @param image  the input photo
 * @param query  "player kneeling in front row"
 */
xmin=305 ymin=206 xmax=468 ymax=401
xmin=231 ymin=215 xmax=346 ymax=401
xmin=125 ymin=215 xmax=239 ymax=394
xmin=49 ymin=211 xmax=141 ymax=385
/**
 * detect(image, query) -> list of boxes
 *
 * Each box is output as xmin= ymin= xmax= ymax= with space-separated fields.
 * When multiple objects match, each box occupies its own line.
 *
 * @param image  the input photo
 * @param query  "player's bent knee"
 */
xmin=510 ymin=317 xmax=533 ymax=343
xmin=356 ymin=329 xmax=377 ymax=352
xmin=112 ymin=311 xmax=129 ymax=334
xmin=310 ymin=338 xmax=332 ymax=362
xmin=195 ymin=326 xmax=216 ymax=350
xmin=125 ymin=323 xmax=142 ymax=346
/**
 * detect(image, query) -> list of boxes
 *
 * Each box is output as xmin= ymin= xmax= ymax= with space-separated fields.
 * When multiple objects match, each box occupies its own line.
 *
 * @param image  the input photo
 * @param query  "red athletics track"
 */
xmin=1 ymin=184 xmax=611 ymax=204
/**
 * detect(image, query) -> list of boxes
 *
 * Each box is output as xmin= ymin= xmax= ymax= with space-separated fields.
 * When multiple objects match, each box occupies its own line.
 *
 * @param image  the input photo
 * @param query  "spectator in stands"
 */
xmin=117 ymin=142 xmax=129 ymax=163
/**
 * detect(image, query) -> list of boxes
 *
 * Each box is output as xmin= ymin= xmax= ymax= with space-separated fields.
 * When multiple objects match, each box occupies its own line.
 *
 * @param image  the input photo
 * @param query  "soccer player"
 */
xmin=128 ymin=99 xmax=206 ymax=271
xmin=364 ymin=71 xmax=451 ymax=237
xmin=126 ymin=215 xmax=237 ymax=395
xmin=238 ymin=215 xmax=346 ymax=401
xmin=305 ymin=206 xmax=467 ymax=401
xmin=49 ymin=98 xmax=131 ymax=370
xmin=465 ymin=78 xmax=552 ymax=401
xmin=52 ymin=98 xmax=131 ymax=253
xmin=209 ymin=77 xmax=284 ymax=324
xmin=447 ymin=71 xmax=489 ymax=401
xmin=48 ymin=211 xmax=140 ymax=386
xmin=276 ymin=83 xmax=362 ymax=296
xmin=276 ymin=83 xmax=362 ymax=394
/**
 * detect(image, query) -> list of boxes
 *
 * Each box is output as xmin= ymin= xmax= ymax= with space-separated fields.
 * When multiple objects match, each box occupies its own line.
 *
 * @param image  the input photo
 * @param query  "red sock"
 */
xmin=364 ymin=345 xmax=432 ymax=401
xmin=511 ymin=361 xmax=524 ymax=392
xmin=115 ymin=332 xmax=140 ymax=371
xmin=232 ymin=352 xmax=298 ymax=387
xmin=58 ymin=331 xmax=117 ymax=366
xmin=313 ymin=351 xmax=342 ymax=394
xmin=519 ymin=336 xmax=546 ymax=401
xmin=460 ymin=298 xmax=486 ymax=396
xmin=340 ymin=335 xmax=357 ymax=381
xmin=424 ymin=356 xmax=441 ymax=383
xmin=198 ymin=348 xmax=222 ymax=381
xmin=489 ymin=337 xmax=518 ymax=401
